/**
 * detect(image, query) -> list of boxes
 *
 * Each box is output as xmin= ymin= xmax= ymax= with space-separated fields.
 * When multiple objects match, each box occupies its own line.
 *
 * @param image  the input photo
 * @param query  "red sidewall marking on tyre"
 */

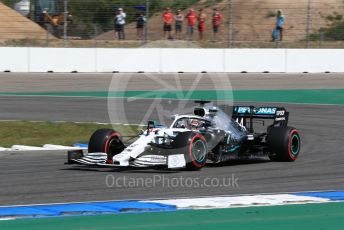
xmin=188 ymin=134 xmax=207 ymax=168
xmin=104 ymin=132 xmax=121 ymax=154
xmin=288 ymin=129 xmax=299 ymax=160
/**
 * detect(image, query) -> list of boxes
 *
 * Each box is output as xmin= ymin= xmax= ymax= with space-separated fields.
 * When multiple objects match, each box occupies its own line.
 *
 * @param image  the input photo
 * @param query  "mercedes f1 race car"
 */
xmin=67 ymin=101 xmax=301 ymax=170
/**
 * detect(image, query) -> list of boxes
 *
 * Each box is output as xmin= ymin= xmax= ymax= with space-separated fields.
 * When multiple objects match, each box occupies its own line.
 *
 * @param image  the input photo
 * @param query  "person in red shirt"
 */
xmin=197 ymin=8 xmax=207 ymax=40
xmin=212 ymin=8 xmax=222 ymax=41
xmin=162 ymin=8 xmax=174 ymax=39
xmin=185 ymin=9 xmax=196 ymax=41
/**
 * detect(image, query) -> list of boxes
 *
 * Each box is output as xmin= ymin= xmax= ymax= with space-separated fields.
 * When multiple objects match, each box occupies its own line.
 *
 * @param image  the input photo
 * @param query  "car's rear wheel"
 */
xmin=88 ymin=129 xmax=125 ymax=163
xmin=267 ymin=127 xmax=301 ymax=162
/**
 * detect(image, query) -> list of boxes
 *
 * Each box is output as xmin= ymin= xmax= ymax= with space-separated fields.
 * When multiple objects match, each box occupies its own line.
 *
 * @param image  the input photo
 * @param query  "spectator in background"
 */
xmin=186 ymin=9 xmax=196 ymax=41
xmin=136 ymin=12 xmax=146 ymax=40
xmin=273 ymin=10 xmax=285 ymax=41
xmin=114 ymin=8 xmax=126 ymax=40
xmin=212 ymin=8 xmax=222 ymax=42
xmin=162 ymin=8 xmax=173 ymax=40
xmin=197 ymin=8 xmax=206 ymax=40
xmin=174 ymin=9 xmax=184 ymax=40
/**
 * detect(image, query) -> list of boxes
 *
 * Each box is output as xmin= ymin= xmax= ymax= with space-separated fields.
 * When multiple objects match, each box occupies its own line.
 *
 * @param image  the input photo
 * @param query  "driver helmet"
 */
xmin=190 ymin=119 xmax=200 ymax=129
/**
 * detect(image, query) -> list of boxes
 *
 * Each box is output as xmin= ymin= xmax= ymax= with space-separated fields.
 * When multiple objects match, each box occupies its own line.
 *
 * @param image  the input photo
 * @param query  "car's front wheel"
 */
xmin=173 ymin=132 xmax=208 ymax=170
xmin=88 ymin=129 xmax=125 ymax=163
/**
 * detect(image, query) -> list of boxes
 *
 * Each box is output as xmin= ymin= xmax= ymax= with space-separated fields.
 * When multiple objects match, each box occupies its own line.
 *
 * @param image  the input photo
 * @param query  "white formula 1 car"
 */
xmin=67 ymin=101 xmax=301 ymax=170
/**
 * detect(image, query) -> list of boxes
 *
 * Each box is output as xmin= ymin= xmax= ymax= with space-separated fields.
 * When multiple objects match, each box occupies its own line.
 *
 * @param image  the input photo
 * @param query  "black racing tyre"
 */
xmin=173 ymin=132 xmax=208 ymax=170
xmin=267 ymin=127 xmax=301 ymax=162
xmin=88 ymin=129 xmax=125 ymax=162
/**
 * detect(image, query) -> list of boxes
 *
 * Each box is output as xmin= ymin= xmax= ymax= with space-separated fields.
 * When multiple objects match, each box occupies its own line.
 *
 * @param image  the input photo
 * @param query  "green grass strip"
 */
xmin=0 ymin=89 xmax=343 ymax=105
xmin=0 ymin=202 xmax=343 ymax=230
xmin=0 ymin=121 xmax=138 ymax=148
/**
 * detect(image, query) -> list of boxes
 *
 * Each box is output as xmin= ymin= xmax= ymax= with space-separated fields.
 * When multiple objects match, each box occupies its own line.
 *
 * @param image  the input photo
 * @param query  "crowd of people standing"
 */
xmin=113 ymin=7 xmax=286 ymax=43
xmin=162 ymin=7 xmax=223 ymax=41
xmin=113 ymin=7 xmax=223 ymax=41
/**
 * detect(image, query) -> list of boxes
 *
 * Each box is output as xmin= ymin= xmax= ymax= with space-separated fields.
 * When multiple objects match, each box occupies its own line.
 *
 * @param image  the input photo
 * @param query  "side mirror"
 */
xmin=147 ymin=120 xmax=156 ymax=130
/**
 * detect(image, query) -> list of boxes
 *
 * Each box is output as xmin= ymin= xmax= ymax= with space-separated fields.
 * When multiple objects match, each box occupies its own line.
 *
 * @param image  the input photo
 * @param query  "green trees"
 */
xmin=2 ymin=0 xmax=200 ymax=37
xmin=323 ymin=13 xmax=344 ymax=40
xmin=67 ymin=0 xmax=200 ymax=37
xmin=3 ymin=0 xmax=199 ymax=35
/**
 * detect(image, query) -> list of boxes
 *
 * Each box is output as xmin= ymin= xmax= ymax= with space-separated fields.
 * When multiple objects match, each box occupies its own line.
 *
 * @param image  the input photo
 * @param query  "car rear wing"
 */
xmin=232 ymin=106 xmax=289 ymax=131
